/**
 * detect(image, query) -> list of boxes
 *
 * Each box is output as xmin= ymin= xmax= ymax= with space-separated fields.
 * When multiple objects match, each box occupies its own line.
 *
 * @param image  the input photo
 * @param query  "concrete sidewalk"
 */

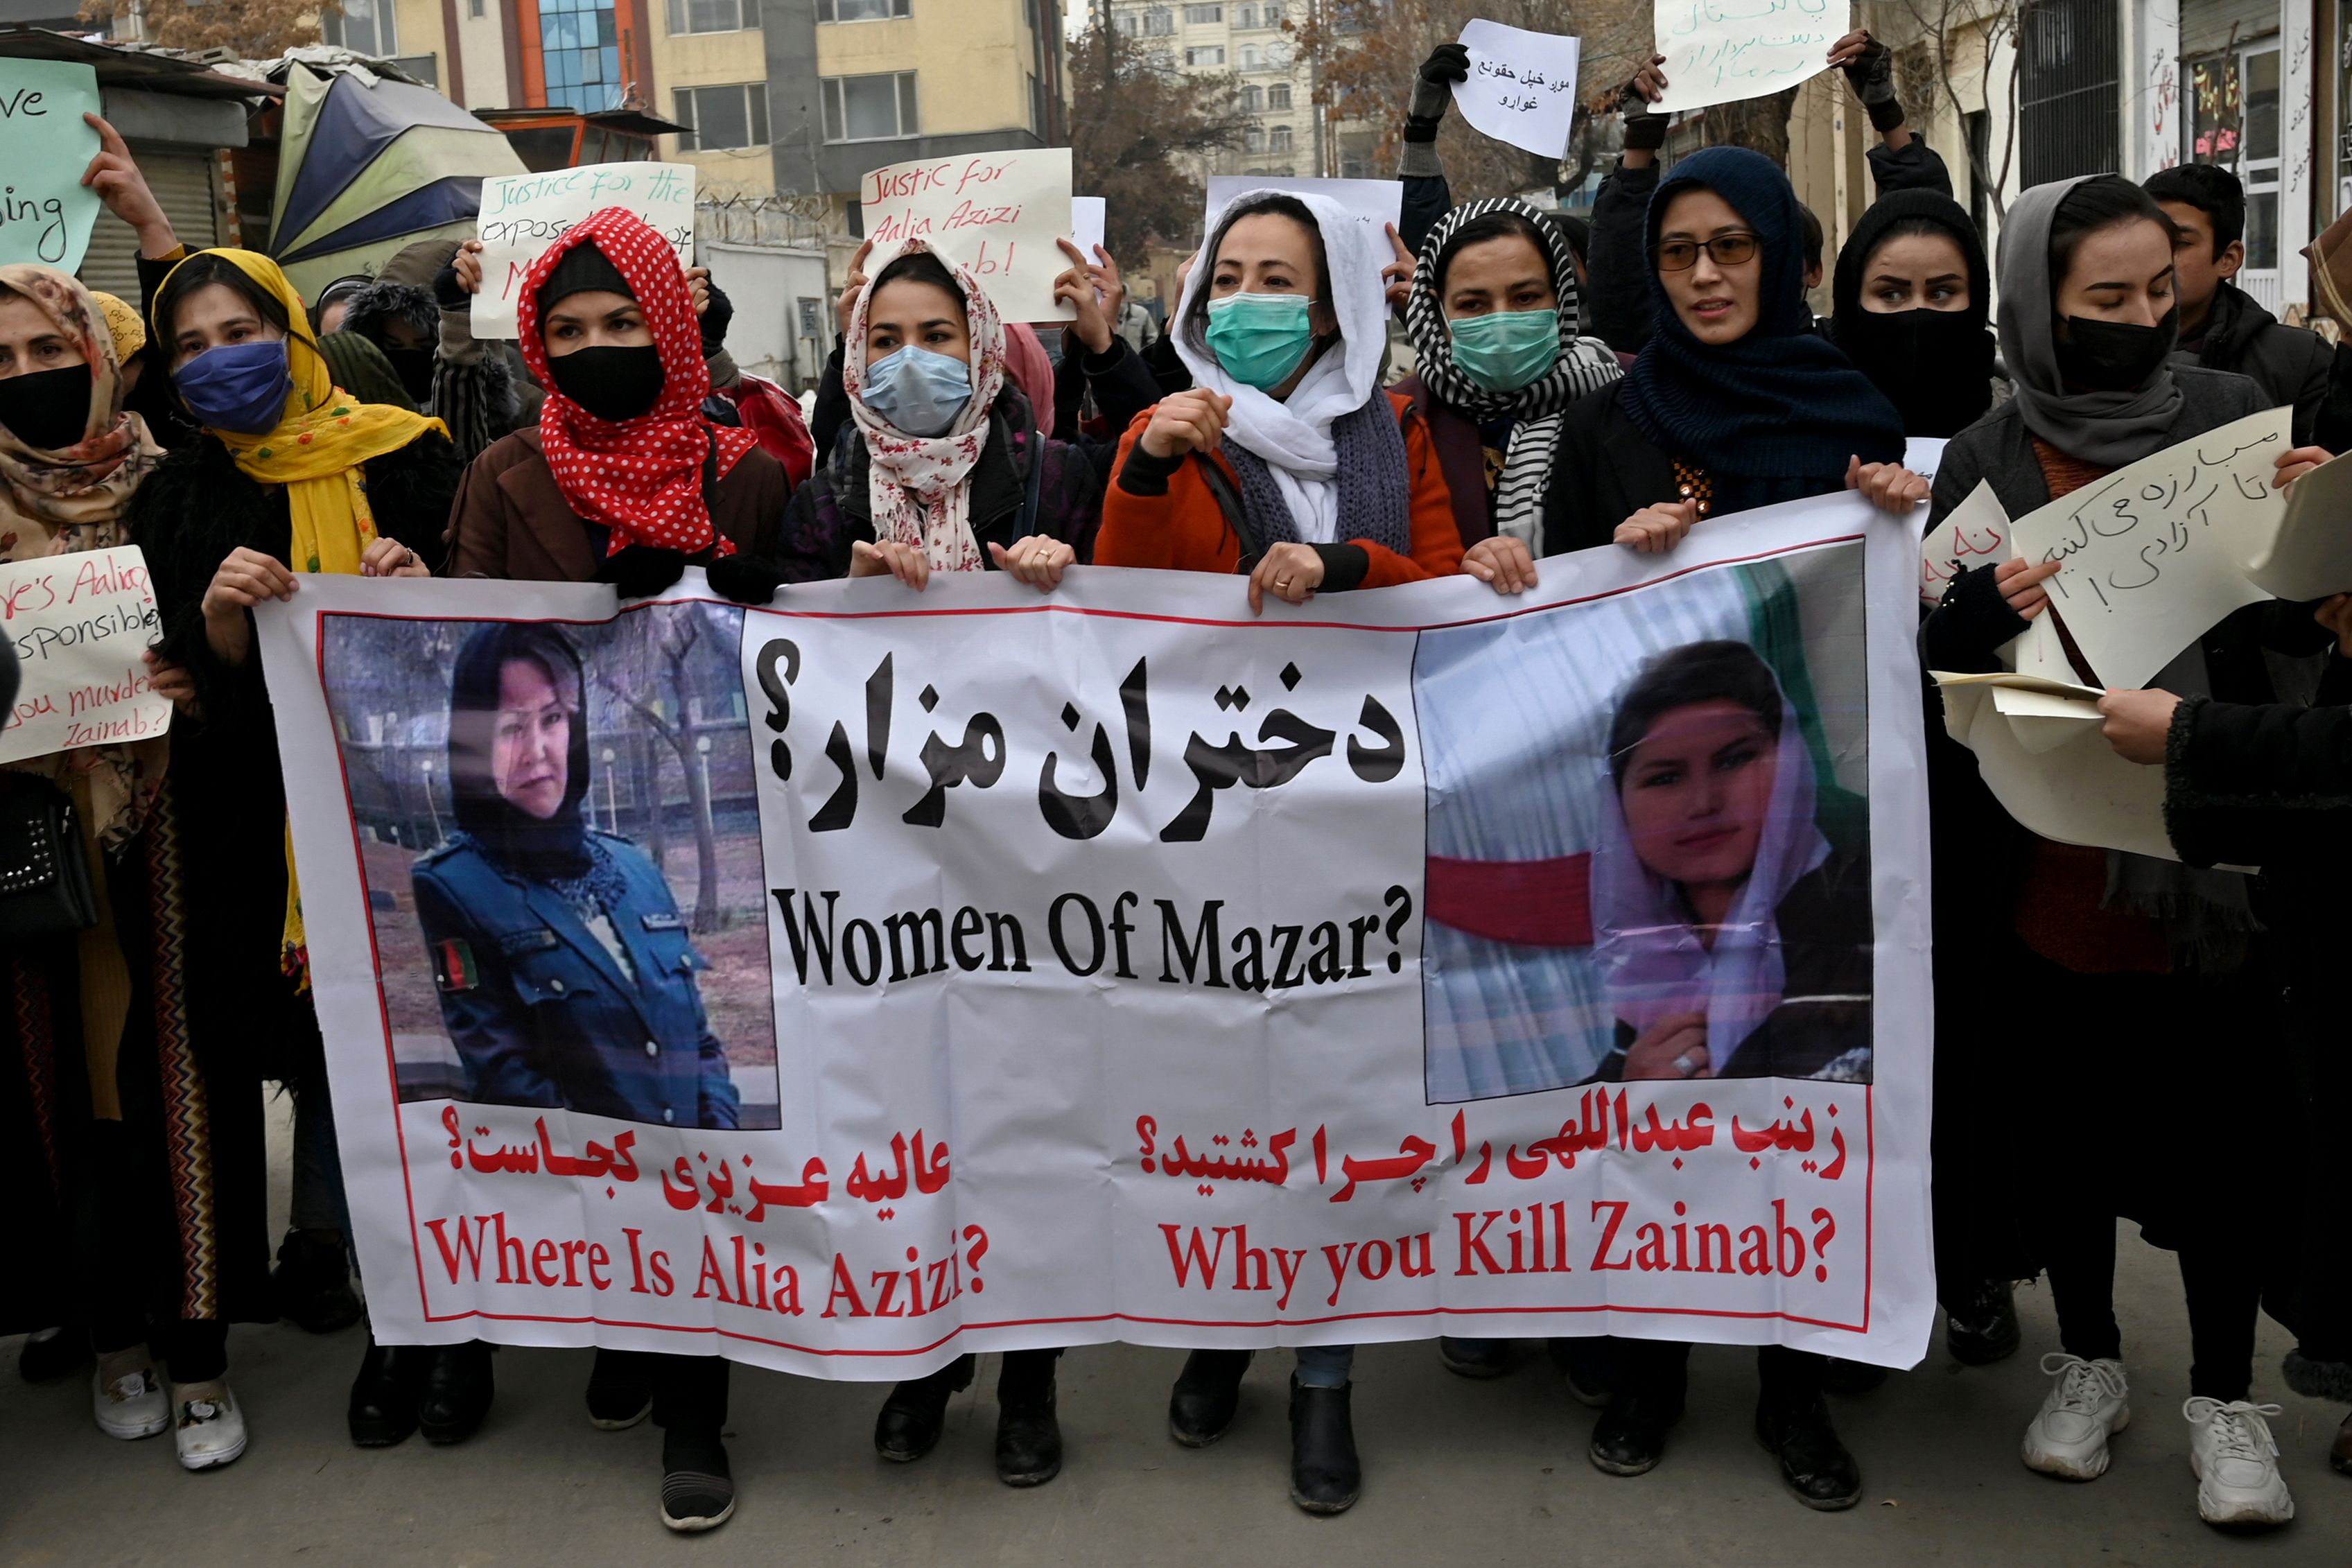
xmin=2 ymin=1100 xmax=2345 ymax=1566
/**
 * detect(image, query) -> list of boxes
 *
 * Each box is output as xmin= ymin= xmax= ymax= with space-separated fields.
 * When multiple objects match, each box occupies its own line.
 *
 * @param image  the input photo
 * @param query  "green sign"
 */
xmin=0 ymin=60 xmax=103 ymax=272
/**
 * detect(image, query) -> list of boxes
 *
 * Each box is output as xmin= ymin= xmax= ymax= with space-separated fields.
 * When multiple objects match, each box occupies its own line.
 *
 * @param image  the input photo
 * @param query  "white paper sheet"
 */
xmin=2237 ymin=448 xmax=2352 ymax=601
xmin=1902 ymin=436 xmax=1949 ymax=487
xmin=1918 ymin=478 xmax=2008 ymax=605
xmin=1070 ymin=196 xmax=1106 ymax=261
xmin=1935 ymin=672 xmax=2177 ymax=861
xmin=2007 ymin=408 xmax=2293 ymax=690
xmin=1652 ymin=0 xmax=1847 ymax=114
xmin=1205 ymin=175 xmax=1403 ymax=238
xmin=859 ymin=147 xmax=1077 ymax=322
xmin=1453 ymin=20 xmax=1583 ymax=158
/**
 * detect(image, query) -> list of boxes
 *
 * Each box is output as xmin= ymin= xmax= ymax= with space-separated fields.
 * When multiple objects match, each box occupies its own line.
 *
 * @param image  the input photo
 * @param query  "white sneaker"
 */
xmin=92 ymin=1352 xmax=168 ymax=1440
xmin=172 ymin=1379 xmax=248 ymax=1471
xmin=2185 ymin=1397 xmax=2294 ymax=1527
xmin=2021 ymin=1352 xmax=2130 ymax=1479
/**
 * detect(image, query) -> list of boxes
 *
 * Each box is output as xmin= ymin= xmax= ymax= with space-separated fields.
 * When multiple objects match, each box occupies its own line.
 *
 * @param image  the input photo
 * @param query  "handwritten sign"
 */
xmin=1652 ymin=0 xmax=1847 ymax=114
xmin=1903 ymin=435 xmax=1949 ymax=486
xmin=0 ymin=546 xmax=168 ymax=766
xmin=1919 ymin=478 xmax=2007 ymax=605
xmin=470 ymin=162 xmax=697 ymax=339
xmin=859 ymin=148 xmax=1074 ymax=323
xmin=0 ymin=60 xmax=102 ymax=273
xmin=1935 ymin=671 xmax=2179 ymax=861
xmin=1453 ymin=21 xmax=1582 ymax=158
xmin=2237 ymin=448 xmax=2352 ymax=601
xmin=2009 ymin=408 xmax=2291 ymax=690
xmin=1203 ymin=175 xmax=1404 ymax=238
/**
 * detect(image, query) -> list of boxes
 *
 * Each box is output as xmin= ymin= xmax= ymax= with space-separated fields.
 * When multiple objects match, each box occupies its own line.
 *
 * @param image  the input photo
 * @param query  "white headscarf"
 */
xmin=1589 ymin=679 xmax=1830 ymax=1065
xmin=1170 ymin=188 xmax=1393 ymax=544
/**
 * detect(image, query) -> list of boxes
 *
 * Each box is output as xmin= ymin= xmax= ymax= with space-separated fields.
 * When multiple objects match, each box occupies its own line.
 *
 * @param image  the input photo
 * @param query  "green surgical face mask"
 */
xmin=1447 ymin=307 xmax=1562 ymax=393
xmin=1205 ymin=290 xmax=1318 ymax=390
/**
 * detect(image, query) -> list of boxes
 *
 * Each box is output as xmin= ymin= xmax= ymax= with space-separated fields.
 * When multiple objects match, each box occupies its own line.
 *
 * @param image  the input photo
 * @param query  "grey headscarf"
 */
xmin=1996 ymin=175 xmax=2184 ymax=468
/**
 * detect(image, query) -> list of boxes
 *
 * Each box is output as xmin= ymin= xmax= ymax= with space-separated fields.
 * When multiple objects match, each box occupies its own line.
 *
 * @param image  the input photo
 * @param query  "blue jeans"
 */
xmin=1295 ymin=1343 xmax=1354 ymax=1388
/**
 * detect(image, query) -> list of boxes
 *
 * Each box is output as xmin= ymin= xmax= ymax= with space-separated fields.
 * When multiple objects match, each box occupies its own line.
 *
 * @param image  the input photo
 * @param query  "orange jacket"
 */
xmin=1097 ymin=390 xmax=1465 ymax=586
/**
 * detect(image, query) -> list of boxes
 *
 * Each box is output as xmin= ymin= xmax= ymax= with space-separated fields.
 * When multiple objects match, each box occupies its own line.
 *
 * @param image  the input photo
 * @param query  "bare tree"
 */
xmin=595 ymin=609 xmax=725 ymax=934
xmin=81 ymin=0 xmax=324 ymax=55
xmin=1884 ymin=0 xmax=2028 ymax=221
xmin=1071 ymin=17 xmax=1255 ymax=257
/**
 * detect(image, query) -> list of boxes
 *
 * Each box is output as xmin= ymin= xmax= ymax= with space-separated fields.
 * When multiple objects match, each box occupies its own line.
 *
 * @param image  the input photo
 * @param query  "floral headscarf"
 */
xmin=843 ymin=238 xmax=1007 ymax=574
xmin=0 ymin=263 xmax=163 ymax=548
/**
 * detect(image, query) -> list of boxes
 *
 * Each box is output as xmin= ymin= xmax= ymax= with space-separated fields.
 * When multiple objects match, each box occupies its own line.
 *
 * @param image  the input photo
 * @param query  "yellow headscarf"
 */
xmin=155 ymin=248 xmax=446 ymax=575
xmin=154 ymin=249 xmax=449 ymax=988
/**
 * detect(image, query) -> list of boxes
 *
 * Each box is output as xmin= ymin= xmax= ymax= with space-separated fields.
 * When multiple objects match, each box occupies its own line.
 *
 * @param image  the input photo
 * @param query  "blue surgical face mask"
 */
xmin=863 ymin=344 xmax=972 ymax=437
xmin=1447 ymin=307 xmax=1562 ymax=393
xmin=1205 ymin=290 xmax=1318 ymax=390
xmin=173 ymin=339 xmax=293 ymax=435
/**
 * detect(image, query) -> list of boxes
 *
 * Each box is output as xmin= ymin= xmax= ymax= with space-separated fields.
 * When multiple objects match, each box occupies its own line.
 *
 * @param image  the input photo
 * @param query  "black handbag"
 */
xmin=0 ymin=775 xmax=100 ymax=942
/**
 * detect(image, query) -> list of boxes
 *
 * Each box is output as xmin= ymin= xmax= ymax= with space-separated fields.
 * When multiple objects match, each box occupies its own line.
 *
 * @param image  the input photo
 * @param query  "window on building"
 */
xmin=1185 ymin=45 xmax=1224 ymax=65
xmin=1239 ymin=84 xmax=1263 ymax=111
xmin=797 ymin=297 xmax=824 ymax=338
xmin=536 ymin=0 xmax=622 ymax=112
xmin=1183 ymin=3 xmax=1221 ymax=21
xmin=2016 ymin=0 xmax=2118 ymax=185
xmin=469 ymin=0 xmax=484 ymax=17
xmin=324 ymin=0 xmax=398 ymax=55
xmin=1244 ymin=125 xmax=1265 ymax=151
xmin=1143 ymin=8 xmax=1175 ymax=37
xmin=1267 ymin=82 xmax=1291 ymax=110
xmin=674 ymin=83 xmax=769 ymax=150
xmin=819 ymin=0 xmax=909 ymax=18
xmin=1234 ymin=3 xmax=1255 ymax=24
xmin=669 ymin=0 xmax=753 ymax=33
xmin=1269 ymin=123 xmax=1291 ymax=153
xmin=1117 ymin=12 xmax=1138 ymax=34
xmin=1239 ymin=44 xmax=1262 ymax=68
xmin=2186 ymin=42 xmax=2282 ymax=282
xmin=1262 ymin=1 xmax=1283 ymax=23
xmin=821 ymin=71 xmax=919 ymax=141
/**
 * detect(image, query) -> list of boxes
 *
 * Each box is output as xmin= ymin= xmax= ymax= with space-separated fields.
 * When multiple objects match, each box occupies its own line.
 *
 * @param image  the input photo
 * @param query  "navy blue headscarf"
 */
xmin=1617 ymin=147 xmax=1904 ymax=513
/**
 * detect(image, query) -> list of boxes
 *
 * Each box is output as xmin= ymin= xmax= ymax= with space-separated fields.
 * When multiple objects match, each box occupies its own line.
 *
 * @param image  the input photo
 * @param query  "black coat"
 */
xmin=1542 ymin=383 xmax=1682 ymax=556
xmin=2173 ymin=281 xmax=2334 ymax=446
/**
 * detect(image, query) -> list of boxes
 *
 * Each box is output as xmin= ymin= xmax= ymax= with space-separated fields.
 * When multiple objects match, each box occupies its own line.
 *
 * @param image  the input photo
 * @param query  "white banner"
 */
xmin=258 ymin=494 xmax=1933 ymax=1378
xmin=0 ymin=546 xmax=168 ymax=764
xmin=470 ymin=163 xmax=698 ymax=339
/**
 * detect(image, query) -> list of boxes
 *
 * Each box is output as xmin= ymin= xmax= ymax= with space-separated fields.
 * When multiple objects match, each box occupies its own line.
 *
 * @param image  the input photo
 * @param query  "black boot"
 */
xmin=347 ymin=1336 xmax=419 ymax=1447
xmin=1944 ymin=1278 xmax=2021 ymax=1366
xmin=1167 ymin=1348 xmax=1252 ymax=1447
xmin=1588 ymin=1384 xmax=1683 ymax=1476
xmin=272 ymin=1230 xmax=363 ymax=1336
xmin=586 ymin=1348 xmax=654 ymax=1430
xmin=1287 ymin=1376 xmax=1361 ymax=1515
xmin=1754 ymin=1390 xmax=1863 ymax=1510
xmin=16 ymin=1325 xmax=88 ymax=1384
xmin=1437 ymin=1336 xmax=1513 ymax=1379
xmin=873 ymin=1354 xmax=974 ymax=1462
xmin=1818 ymin=1357 xmax=1890 ymax=1396
xmin=1552 ymin=1336 xmax=1622 ymax=1409
xmin=994 ymin=1349 xmax=1063 ymax=1487
xmin=417 ymin=1341 xmax=494 ymax=1445
xmin=660 ymin=1426 xmax=735 ymax=1533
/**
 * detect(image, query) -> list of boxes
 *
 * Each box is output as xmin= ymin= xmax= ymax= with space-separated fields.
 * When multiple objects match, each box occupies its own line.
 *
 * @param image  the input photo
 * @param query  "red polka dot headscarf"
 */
xmin=516 ymin=207 xmax=756 ymax=557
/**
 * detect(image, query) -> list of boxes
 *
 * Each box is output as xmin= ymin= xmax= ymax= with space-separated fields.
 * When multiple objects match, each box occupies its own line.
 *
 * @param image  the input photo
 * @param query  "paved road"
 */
xmin=1 ymin=1098 xmax=2344 ymax=1567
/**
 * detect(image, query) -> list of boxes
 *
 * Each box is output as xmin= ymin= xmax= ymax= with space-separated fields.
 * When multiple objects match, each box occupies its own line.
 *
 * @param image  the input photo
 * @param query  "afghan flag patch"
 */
xmin=433 ymin=937 xmax=480 ymax=993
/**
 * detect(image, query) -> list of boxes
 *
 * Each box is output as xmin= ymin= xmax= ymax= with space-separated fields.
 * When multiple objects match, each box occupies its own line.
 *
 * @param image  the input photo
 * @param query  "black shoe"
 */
xmin=873 ymin=1354 xmax=974 ymax=1462
xmin=1588 ymin=1387 xmax=1683 ymax=1476
xmin=1438 ymin=1336 xmax=1513 ymax=1379
xmin=995 ymin=1352 xmax=1063 ymax=1488
xmin=1754 ymin=1392 xmax=1863 ymax=1510
xmin=272 ymin=1231 xmax=363 ymax=1336
xmin=586 ymin=1350 xmax=654 ymax=1430
xmin=661 ymin=1427 xmax=735 ymax=1533
xmin=1552 ymin=1337 xmax=1621 ymax=1409
xmin=417 ymin=1341 xmax=494 ymax=1445
xmin=16 ymin=1325 xmax=88 ymax=1384
xmin=1944 ymin=1278 xmax=2021 ymax=1366
xmin=1818 ymin=1357 xmax=1890 ymax=1396
xmin=347 ymin=1338 xmax=419 ymax=1447
xmin=1287 ymin=1377 xmax=1361 ymax=1515
xmin=1168 ymin=1349 xmax=1252 ymax=1447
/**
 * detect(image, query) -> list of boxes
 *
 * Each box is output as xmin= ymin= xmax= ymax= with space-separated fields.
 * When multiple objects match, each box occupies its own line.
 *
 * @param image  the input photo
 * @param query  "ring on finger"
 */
xmin=1673 ymin=1051 xmax=1702 ymax=1077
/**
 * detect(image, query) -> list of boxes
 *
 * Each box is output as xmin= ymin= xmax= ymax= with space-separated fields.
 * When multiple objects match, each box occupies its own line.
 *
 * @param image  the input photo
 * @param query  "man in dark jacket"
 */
xmin=2145 ymin=163 xmax=2333 ymax=444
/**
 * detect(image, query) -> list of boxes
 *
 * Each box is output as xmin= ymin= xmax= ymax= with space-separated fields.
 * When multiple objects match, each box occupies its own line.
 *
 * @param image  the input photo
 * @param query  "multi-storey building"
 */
xmin=1099 ymin=0 xmax=1327 ymax=179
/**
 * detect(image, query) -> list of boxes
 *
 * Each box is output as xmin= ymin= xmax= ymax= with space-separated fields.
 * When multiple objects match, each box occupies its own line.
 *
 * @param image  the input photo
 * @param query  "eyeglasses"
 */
xmin=1653 ymin=232 xmax=1761 ymax=271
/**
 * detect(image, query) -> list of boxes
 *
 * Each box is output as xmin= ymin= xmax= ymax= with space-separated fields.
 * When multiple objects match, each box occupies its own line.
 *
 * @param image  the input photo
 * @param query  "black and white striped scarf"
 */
xmin=1404 ymin=198 xmax=1622 ymax=544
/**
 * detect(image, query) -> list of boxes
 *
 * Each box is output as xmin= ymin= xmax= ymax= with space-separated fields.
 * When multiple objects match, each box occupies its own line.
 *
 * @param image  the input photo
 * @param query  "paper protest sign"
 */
xmin=1918 ymin=478 xmax=2007 ymax=605
xmin=0 ymin=60 xmax=102 ymax=273
xmin=471 ymin=163 xmax=697 ymax=339
xmin=0 ymin=546 xmax=168 ymax=767
xmin=860 ymin=148 xmax=1075 ymax=322
xmin=1652 ymin=0 xmax=1848 ymax=114
xmin=1453 ymin=21 xmax=1582 ymax=158
xmin=1902 ymin=435 xmax=1949 ymax=487
xmin=2008 ymin=408 xmax=2292 ymax=690
xmin=1205 ymin=175 xmax=1402 ymax=238
xmin=1070 ymin=197 xmax=1106 ymax=260
xmin=2237 ymin=449 xmax=2352 ymax=601
xmin=1934 ymin=670 xmax=2177 ymax=861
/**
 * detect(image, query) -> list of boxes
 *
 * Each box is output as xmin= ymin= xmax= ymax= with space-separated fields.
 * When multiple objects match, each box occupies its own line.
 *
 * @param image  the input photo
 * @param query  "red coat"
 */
xmin=1097 ymin=390 xmax=1464 ymax=585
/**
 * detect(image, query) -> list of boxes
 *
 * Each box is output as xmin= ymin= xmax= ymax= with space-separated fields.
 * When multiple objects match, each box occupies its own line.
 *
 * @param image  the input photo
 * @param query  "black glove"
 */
xmin=595 ymin=546 xmax=689 ymax=599
xmin=432 ymin=261 xmax=470 ymax=313
xmin=1406 ymin=42 xmax=1470 ymax=140
xmin=1838 ymin=33 xmax=1906 ymax=132
xmin=1617 ymin=74 xmax=1669 ymax=151
xmin=699 ymin=279 xmax=734 ymax=356
xmin=705 ymin=553 xmax=786 ymax=606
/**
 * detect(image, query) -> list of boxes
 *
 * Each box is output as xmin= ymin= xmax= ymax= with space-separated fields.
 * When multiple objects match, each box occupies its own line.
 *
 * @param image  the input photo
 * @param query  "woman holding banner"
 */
xmin=1098 ymin=186 xmax=1464 ymax=1516
xmin=1919 ymin=173 xmax=2309 ymax=1531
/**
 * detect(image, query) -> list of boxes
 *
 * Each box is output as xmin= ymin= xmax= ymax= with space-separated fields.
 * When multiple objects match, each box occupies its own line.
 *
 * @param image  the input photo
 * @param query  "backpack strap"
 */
xmin=1021 ymin=426 xmax=1047 ymax=534
xmin=1190 ymin=450 xmax=1262 ymax=569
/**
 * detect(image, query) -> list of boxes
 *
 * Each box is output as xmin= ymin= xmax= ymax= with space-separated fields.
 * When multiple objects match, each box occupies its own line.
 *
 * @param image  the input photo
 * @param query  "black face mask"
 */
xmin=2055 ymin=308 xmax=2179 ymax=392
xmin=0 ymin=363 xmax=96 ymax=451
xmin=546 ymin=344 xmax=664 ymax=422
xmin=383 ymin=345 xmax=435 ymax=403
xmin=1838 ymin=306 xmax=1996 ymax=438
